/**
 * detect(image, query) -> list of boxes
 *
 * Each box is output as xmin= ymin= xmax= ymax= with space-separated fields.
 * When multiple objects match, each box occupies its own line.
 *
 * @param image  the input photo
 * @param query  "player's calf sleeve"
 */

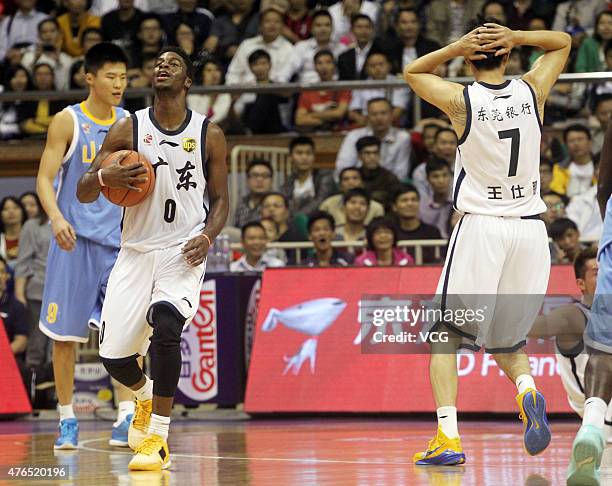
xmin=101 ymin=355 xmax=143 ymax=388
xmin=149 ymin=304 xmax=184 ymax=397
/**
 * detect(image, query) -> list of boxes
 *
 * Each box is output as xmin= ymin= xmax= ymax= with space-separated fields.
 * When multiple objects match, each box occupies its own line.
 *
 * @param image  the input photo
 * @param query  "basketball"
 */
xmin=100 ymin=150 xmax=155 ymax=207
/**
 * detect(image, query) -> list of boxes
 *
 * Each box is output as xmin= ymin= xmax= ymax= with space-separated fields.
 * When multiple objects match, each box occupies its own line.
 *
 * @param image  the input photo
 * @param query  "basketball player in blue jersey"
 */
xmin=404 ymin=21 xmax=571 ymax=465
xmin=566 ymin=120 xmax=612 ymax=485
xmin=36 ymin=43 xmax=143 ymax=450
xmin=76 ymin=46 xmax=229 ymax=471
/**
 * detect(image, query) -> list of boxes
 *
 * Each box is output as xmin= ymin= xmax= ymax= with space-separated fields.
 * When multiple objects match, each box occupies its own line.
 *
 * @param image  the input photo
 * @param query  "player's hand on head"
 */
xmin=478 ymin=23 xmax=516 ymax=57
xmin=181 ymin=234 xmax=211 ymax=267
xmin=51 ymin=216 xmax=77 ymax=252
xmin=101 ymin=150 xmax=149 ymax=192
xmin=455 ymin=28 xmax=491 ymax=61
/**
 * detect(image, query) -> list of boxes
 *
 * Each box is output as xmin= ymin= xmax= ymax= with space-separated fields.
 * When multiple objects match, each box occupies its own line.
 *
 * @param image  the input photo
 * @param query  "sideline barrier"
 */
xmin=245 ymin=266 xmax=578 ymax=414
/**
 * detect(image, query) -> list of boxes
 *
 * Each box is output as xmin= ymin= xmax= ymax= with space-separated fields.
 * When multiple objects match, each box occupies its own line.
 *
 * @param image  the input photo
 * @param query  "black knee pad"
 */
xmin=149 ymin=304 xmax=184 ymax=349
xmin=149 ymin=303 xmax=185 ymax=397
xmin=101 ymin=354 xmax=142 ymax=388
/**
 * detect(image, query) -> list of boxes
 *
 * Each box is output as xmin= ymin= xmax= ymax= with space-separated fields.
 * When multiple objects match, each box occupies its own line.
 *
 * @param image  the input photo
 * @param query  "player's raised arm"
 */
xmin=76 ymin=116 xmax=147 ymax=203
xmin=403 ymin=29 xmax=487 ymax=129
xmin=37 ymin=110 xmax=77 ymax=251
xmin=598 ymin=118 xmax=612 ymax=217
xmin=479 ymin=24 xmax=571 ymax=114
xmin=182 ymin=122 xmax=229 ymax=267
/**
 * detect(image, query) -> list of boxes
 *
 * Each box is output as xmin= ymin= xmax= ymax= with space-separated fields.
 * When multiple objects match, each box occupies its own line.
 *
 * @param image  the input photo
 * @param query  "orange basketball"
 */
xmin=100 ymin=150 xmax=155 ymax=207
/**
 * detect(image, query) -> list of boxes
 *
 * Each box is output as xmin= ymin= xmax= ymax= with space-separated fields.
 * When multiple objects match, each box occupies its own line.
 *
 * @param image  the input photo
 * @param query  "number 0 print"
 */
xmin=498 ymin=128 xmax=520 ymax=177
xmin=164 ymin=199 xmax=176 ymax=223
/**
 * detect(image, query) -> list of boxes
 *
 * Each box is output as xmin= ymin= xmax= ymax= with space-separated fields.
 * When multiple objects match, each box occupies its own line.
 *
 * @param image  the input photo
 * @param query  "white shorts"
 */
xmin=435 ymin=213 xmax=550 ymax=352
xmin=99 ymin=245 xmax=205 ymax=359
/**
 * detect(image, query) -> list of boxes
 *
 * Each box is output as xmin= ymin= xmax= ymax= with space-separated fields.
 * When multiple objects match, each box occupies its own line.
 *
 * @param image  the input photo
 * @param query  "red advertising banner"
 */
xmin=245 ymin=266 xmax=578 ymax=413
xmin=0 ymin=318 xmax=31 ymax=416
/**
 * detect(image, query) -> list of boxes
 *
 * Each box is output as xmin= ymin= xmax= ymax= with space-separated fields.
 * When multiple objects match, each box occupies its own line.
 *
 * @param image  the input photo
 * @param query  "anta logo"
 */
xmin=143 ymin=134 xmax=153 ymax=145
xmin=183 ymin=138 xmax=196 ymax=152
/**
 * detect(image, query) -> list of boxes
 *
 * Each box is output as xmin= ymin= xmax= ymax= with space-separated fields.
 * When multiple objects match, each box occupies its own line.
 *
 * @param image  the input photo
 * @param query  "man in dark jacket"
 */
xmin=337 ymin=14 xmax=387 ymax=80
xmin=356 ymin=135 xmax=401 ymax=209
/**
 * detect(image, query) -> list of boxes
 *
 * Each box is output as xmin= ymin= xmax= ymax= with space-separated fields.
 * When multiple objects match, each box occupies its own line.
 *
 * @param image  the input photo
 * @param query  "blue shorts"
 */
xmin=39 ymin=237 xmax=118 ymax=343
xmin=585 ymin=243 xmax=612 ymax=354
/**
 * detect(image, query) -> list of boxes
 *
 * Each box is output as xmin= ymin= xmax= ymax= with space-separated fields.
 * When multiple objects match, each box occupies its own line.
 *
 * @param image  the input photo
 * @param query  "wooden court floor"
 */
xmin=0 ymin=418 xmax=610 ymax=486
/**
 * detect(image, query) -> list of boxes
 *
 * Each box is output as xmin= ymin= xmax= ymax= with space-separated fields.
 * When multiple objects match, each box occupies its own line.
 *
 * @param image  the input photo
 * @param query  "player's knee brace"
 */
xmin=101 ymin=354 xmax=143 ymax=388
xmin=149 ymin=304 xmax=185 ymax=397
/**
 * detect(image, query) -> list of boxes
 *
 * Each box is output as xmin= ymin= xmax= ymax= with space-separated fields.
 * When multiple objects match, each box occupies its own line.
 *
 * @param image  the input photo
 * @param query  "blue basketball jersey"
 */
xmin=598 ymin=197 xmax=612 ymax=258
xmin=55 ymin=102 xmax=128 ymax=248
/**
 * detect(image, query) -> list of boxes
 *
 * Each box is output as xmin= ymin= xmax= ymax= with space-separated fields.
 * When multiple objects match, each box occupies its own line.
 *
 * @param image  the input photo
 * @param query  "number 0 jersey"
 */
xmin=452 ymin=79 xmax=546 ymax=217
xmin=121 ymin=108 xmax=209 ymax=252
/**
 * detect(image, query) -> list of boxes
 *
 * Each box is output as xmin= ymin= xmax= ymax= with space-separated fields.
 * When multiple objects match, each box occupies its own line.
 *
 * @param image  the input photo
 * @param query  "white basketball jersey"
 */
xmin=121 ymin=108 xmax=209 ymax=252
xmin=556 ymin=302 xmax=589 ymax=414
xmin=453 ymin=79 xmax=546 ymax=217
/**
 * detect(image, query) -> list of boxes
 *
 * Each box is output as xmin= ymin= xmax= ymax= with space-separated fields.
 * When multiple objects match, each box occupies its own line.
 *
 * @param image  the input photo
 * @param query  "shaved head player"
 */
xmin=76 ymin=46 xmax=229 ymax=471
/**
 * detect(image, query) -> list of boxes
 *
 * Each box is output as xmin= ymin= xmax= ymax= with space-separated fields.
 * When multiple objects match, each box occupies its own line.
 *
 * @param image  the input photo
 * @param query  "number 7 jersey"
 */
xmin=452 ymin=79 xmax=546 ymax=217
xmin=121 ymin=108 xmax=210 ymax=252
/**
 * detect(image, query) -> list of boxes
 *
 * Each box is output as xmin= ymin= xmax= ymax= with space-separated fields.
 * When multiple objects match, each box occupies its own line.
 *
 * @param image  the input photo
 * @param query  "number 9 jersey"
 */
xmin=121 ymin=108 xmax=210 ymax=252
xmin=452 ymin=79 xmax=546 ymax=217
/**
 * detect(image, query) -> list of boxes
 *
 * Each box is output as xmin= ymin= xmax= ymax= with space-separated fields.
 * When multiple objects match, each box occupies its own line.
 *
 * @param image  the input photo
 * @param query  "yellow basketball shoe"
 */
xmin=128 ymin=434 xmax=171 ymax=471
xmin=516 ymin=389 xmax=551 ymax=456
xmin=128 ymin=399 xmax=152 ymax=450
xmin=413 ymin=427 xmax=466 ymax=465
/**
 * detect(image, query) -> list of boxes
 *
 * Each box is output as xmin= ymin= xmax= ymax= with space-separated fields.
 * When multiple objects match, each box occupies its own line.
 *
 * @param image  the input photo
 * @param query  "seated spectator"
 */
xmin=387 ymin=8 xmax=440 ymax=74
xmin=234 ymin=159 xmax=273 ymax=228
xmin=329 ymin=0 xmax=379 ymax=47
xmin=18 ymin=63 xmax=62 ymax=136
xmin=419 ymin=158 xmax=453 ymax=239
xmin=551 ymin=124 xmax=597 ymax=198
xmin=163 ymin=0 xmax=213 ymax=51
xmin=128 ymin=14 xmax=164 ymax=71
xmin=57 ymin=0 xmax=101 ymax=57
xmin=19 ymin=192 xmax=42 ymax=220
xmin=567 ymin=164 xmax=603 ymax=242
xmin=544 ymin=59 xmax=586 ymax=123
xmin=539 ymin=157 xmax=554 ymax=196
xmin=187 ymin=58 xmax=231 ymax=126
xmin=335 ymin=188 xmax=369 ymax=251
xmin=101 ymin=0 xmax=144 ymax=52
xmin=281 ymin=136 xmax=335 ymax=215
xmin=425 ymin=0 xmax=484 ymax=46
xmin=337 ymin=14 xmax=384 ymax=80
xmin=0 ymin=65 xmax=32 ymax=140
xmin=0 ymin=196 xmax=27 ymax=268
xmin=283 ymin=0 xmax=312 ymax=43
xmin=203 ymin=0 xmax=259 ymax=64
xmin=0 ymin=0 xmax=49 ymax=61
xmin=81 ymin=27 xmax=103 ymax=54
xmin=230 ymin=221 xmax=285 ymax=272
xmin=261 ymin=192 xmax=307 ymax=263
xmin=355 ymin=217 xmax=413 ymax=266
xmin=303 ymin=211 xmax=354 ymax=267
xmin=589 ymin=40 xmax=612 ymax=101
xmin=550 ymin=217 xmax=586 ymax=264
xmin=336 ymin=98 xmax=411 ymax=180
xmin=90 ymin=0 xmax=150 ymax=17
xmin=0 ymin=255 xmax=29 ymax=388
xmin=69 ymin=59 xmax=87 ymax=88
xmin=172 ymin=23 xmax=198 ymax=62
xmin=482 ymin=1 xmax=507 ymax=24
xmin=410 ymin=119 xmax=448 ymax=166
xmin=542 ymin=192 xmax=568 ymax=229
xmin=356 ymin=135 xmax=401 ymax=208
xmin=236 ymin=49 xmax=288 ymax=134
xmin=284 ymin=10 xmax=345 ymax=83
xmin=225 ymin=9 xmax=294 ymax=85
xmin=348 ymin=52 xmax=408 ymax=127
xmin=21 ymin=18 xmax=73 ymax=90
xmin=552 ymin=0 xmax=605 ymax=34
xmin=260 ymin=217 xmax=288 ymax=264
xmin=590 ymin=94 xmax=612 ymax=156
xmin=124 ymin=52 xmax=155 ymax=111
xmin=412 ymin=127 xmax=457 ymax=198
xmin=294 ymin=50 xmax=350 ymax=131
xmin=391 ymin=185 xmax=442 ymax=264
xmin=506 ymin=0 xmax=539 ymax=31
xmin=575 ymin=10 xmax=612 ymax=73
xmin=319 ymin=167 xmax=384 ymax=225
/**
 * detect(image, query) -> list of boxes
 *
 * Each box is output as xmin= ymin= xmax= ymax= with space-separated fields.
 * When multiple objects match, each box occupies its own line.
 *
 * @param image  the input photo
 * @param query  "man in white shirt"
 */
xmin=0 ymin=0 xmax=48 ymax=60
xmin=230 ymin=221 xmax=285 ymax=272
xmin=283 ymin=9 xmax=345 ymax=83
xmin=551 ymin=124 xmax=596 ymax=198
xmin=329 ymin=0 xmax=379 ymax=46
xmin=335 ymin=98 xmax=411 ymax=180
xmin=226 ymin=8 xmax=294 ymax=85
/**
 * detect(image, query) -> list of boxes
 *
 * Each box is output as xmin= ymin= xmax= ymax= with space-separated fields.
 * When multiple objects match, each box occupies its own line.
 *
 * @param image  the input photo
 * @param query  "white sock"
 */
xmin=516 ymin=374 xmax=536 ymax=395
xmin=58 ymin=404 xmax=75 ymax=421
xmin=114 ymin=400 xmax=136 ymax=426
xmin=133 ymin=376 xmax=153 ymax=402
xmin=148 ymin=413 xmax=170 ymax=441
xmin=437 ymin=406 xmax=459 ymax=438
xmin=583 ymin=397 xmax=607 ymax=430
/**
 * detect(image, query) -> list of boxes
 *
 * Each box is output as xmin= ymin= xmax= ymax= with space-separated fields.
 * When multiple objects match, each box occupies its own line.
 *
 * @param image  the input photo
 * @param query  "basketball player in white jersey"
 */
xmin=404 ymin=20 xmax=571 ymax=465
xmin=76 ymin=46 xmax=229 ymax=471
xmin=528 ymin=247 xmax=612 ymax=441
